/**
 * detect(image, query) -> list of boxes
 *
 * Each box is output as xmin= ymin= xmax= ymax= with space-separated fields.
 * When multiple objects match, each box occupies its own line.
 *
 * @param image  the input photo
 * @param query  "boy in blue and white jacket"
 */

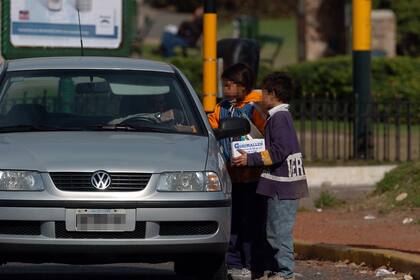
xmin=233 ymin=72 xmax=309 ymax=280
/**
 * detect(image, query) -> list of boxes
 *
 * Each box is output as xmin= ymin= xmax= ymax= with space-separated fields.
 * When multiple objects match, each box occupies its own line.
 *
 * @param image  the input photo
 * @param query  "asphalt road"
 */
xmin=0 ymin=261 xmax=392 ymax=280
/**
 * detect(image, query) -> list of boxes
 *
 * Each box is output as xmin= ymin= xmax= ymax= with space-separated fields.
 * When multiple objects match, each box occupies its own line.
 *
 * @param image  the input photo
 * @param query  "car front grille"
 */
xmin=0 ymin=221 xmax=41 ymax=236
xmin=55 ymin=222 xmax=146 ymax=239
xmin=50 ymin=172 xmax=152 ymax=192
xmin=159 ymin=221 xmax=218 ymax=236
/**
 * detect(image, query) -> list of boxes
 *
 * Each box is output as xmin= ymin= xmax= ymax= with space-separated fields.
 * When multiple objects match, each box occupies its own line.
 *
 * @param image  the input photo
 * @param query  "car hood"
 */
xmin=0 ymin=132 xmax=209 ymax=173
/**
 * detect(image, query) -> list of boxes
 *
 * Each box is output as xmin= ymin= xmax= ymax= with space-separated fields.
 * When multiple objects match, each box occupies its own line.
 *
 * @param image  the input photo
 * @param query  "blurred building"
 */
xmin=297 ymin=0 xmax=347 ymax=61
xmin=297 ymin=0 xmax=396 ymax=61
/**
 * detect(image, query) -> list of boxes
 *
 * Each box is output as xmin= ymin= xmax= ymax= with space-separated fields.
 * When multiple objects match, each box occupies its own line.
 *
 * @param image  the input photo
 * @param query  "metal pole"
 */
xmin=353 ymin=0 xmax=372 ymax=159
xmin=203 ymin=0 xmax=217 ymax=112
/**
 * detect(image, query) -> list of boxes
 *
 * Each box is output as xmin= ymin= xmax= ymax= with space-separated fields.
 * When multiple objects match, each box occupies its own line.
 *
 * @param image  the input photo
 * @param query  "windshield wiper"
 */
xmin=88 ymin=124 xmax=175 ymax=133
xmin=0 ymin=124 xmax=80 ymax=133
xmin=87 ymin=124 xmax=137 ymax=131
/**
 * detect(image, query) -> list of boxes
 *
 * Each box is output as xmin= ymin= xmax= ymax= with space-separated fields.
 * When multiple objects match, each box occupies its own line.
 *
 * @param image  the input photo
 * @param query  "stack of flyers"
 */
xmin=231 ymin=138 xmax=265 ymax=158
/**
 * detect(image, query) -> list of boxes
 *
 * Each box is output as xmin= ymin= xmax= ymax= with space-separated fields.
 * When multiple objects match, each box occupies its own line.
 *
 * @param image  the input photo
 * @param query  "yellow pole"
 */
xmin=352 ymin=0 xmax=372 ymax=159
xmin=353 ymin=0 xmax=371 ymax=51
xmin=203 ymin=0 xmax=217 ymax=112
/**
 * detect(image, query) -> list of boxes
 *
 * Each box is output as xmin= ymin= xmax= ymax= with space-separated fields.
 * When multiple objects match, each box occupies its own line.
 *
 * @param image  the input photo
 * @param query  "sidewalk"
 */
xmin=294 ymin=164 xmax=420 ymax=255
xmin=294 ymin=209 xmax=420 ymax=254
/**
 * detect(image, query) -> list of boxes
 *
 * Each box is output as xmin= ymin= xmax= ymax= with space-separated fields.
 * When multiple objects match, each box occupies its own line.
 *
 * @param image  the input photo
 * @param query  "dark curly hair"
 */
xmin=261 ymin=72 xmax=295 ymax=103
xmin=221 ymin=62 xmax=255 ymax=93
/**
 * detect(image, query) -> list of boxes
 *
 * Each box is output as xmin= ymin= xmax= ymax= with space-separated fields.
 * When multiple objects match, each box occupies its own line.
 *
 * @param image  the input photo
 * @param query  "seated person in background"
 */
xmin=158 ymin=6 xmax=203 ymax=57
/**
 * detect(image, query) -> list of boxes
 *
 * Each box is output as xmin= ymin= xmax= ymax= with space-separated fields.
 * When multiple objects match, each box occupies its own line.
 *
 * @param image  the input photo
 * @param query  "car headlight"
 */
xmin=0 ymin=171 xmax=45 ymax=191
xmin=157 ymin=172 xmax=221 ymax=192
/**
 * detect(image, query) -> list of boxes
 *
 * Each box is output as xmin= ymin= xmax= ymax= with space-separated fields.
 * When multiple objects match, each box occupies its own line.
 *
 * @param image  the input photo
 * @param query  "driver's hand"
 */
xmin=160 ymin=110 xmax=175 ymax=122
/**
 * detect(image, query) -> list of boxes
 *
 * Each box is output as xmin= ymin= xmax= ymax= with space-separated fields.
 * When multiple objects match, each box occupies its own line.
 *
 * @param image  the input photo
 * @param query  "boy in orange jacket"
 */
xmin=208 ymin=63 xmax=266 ymax=278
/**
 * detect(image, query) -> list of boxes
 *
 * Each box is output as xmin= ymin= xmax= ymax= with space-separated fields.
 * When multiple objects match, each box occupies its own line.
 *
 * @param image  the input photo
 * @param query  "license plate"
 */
xmin=75 ymin=209 xmax=131 ymax=232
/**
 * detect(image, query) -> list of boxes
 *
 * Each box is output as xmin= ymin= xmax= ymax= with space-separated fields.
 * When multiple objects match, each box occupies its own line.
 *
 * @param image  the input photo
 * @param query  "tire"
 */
xmin=175 ymin=255 xmax=228 ymax=280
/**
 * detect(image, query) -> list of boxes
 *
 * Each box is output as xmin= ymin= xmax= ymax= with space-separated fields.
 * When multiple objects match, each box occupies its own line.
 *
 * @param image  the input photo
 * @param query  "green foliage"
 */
xmin=376 ymin=163 xmax=412 ymax=193
xmin=168 ymin=57 xmax=203 ymax=97
xmin=391 ymin=0 xmax=420 ymax=56
xmin=257 ymin=64 xmax=273 ymax=88
xmin=375 ymin=162 xmax=420 ymax=208
xmin=371 ymin=56 xmax=420 ymax=102
xmin=163 ymin=55 xmax=420 ymax=104
xmin=283 ymin=56 xmax=352 ymax=99
xmin=314 ymin=190 xmax=343 ymax=209
xmin=283 ymin=56 xmax=420 ymax=102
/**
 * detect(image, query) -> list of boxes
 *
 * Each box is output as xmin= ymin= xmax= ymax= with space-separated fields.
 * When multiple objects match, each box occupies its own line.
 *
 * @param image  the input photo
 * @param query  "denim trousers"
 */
xmin=160 ymin=32 xmax=188 ymax=57
xmin=253 ymin=196 xmax=299 ymax=278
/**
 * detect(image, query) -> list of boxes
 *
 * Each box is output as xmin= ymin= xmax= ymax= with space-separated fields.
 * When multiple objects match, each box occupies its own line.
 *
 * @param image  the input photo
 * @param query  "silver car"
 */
xmin=0 ymin=57 xmax=249 ymax=279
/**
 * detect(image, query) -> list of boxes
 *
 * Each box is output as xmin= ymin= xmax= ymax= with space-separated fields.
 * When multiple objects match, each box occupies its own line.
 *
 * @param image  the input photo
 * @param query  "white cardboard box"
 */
xmin=231 ymin=139 xmax=266 ymax=158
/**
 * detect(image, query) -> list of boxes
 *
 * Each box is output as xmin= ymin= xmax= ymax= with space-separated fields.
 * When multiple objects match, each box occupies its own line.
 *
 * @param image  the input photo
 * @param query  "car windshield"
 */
xmin=0 ymin=70 xmax=203 ymax=135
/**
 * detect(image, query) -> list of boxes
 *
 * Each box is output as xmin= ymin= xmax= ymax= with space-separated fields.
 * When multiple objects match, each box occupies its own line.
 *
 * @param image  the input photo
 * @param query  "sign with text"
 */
xmin=231 ymin=139 xmax=266 ymax=158
xmin=10 ymin=0 xmax=122 ymax=49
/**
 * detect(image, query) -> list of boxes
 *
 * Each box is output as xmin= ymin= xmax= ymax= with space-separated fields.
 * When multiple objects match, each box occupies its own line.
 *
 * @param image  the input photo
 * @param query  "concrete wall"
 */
xmin=372 ymin=10 xmax=396 ymax=57
xmin=305 ymin=165 xmax=396 ymax=188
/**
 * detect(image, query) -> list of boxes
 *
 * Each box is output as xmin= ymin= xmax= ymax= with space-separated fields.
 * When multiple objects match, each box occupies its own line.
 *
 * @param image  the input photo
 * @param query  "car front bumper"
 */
xmin=0 ymin=200 xmax=231 ymax=264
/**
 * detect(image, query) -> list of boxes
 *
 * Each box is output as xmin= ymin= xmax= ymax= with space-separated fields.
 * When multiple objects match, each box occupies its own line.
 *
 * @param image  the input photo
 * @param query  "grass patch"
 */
xmin=375 ymin=161 xmax=420 ymax=208
xmin=314 ymin=190 xmax=344 ymax=209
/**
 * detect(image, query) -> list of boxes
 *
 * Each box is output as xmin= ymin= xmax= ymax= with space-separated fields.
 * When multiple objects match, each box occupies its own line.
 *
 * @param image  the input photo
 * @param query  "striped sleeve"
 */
xmin=248 ymin=150 xmax=273 ymax=167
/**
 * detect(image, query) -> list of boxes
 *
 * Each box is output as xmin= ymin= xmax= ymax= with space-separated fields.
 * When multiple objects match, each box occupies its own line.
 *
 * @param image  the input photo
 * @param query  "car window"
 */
xmin=0 ymin=70 xmax=203 ymax=135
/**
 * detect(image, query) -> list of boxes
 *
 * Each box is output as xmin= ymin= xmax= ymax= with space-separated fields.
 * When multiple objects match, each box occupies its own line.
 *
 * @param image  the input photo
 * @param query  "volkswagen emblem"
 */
xmin=91 ymin=171 xmax=112 ymax=190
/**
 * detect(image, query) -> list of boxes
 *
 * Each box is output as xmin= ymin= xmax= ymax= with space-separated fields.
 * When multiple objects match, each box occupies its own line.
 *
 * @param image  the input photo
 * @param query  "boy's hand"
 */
xmin=232 ymin=150 xmax=248 ymax=166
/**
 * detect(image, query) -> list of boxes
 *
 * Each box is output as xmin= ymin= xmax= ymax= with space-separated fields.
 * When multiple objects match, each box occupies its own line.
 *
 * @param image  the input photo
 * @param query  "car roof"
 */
xmin=5 ymin=56 xmax=175 ymax=73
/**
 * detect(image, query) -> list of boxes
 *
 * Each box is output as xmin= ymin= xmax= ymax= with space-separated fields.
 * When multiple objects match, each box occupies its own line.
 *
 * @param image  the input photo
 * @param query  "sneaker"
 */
xmin=241 ymin=268 xmax=252 ymax=278
xmin=228 ymin=268 xmax=244 ymax=277
xmin=228 ymin=268 xmax=252 ymax=279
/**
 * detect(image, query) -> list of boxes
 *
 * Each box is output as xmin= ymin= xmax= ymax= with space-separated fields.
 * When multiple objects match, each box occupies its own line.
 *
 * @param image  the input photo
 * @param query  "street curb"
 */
xmin=295 ymin=240 xmax=420 ymax=279
xmin=305 ymin=165 xmax=396 ymax=189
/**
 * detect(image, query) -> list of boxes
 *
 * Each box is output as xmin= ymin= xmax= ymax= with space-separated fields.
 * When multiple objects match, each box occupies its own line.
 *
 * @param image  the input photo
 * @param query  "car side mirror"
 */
xmin=214 ymin=117 xmax=250 ymax=140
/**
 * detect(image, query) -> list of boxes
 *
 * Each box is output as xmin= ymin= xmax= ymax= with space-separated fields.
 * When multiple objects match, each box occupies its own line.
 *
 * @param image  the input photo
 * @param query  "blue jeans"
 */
xmin=160 ymin=32 xmax=188 ymax=57
xmin=253 ymin=197 xmax=299 ymax=278
xmin=267 ymin=198 xmax=299 ymax=278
